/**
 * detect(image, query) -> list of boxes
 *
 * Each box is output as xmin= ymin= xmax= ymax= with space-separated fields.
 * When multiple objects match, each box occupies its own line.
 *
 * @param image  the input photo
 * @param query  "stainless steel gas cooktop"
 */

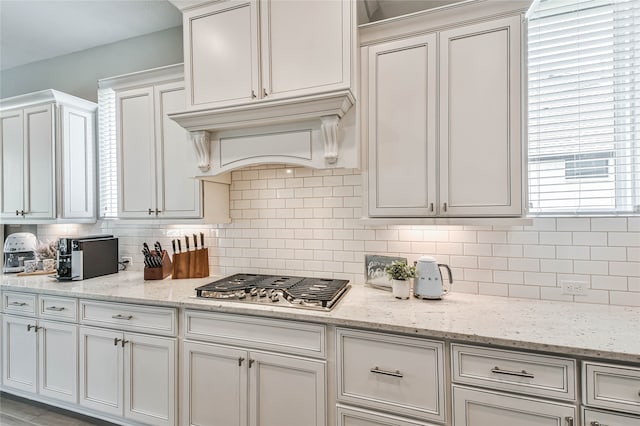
xmin=195 ymin=274 xmax=350 ymax=311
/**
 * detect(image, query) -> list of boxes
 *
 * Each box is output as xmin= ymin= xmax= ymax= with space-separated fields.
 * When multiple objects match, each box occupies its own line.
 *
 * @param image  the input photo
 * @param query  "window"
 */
xmin=528 ymin=0 xmax=640 ymax=215
xmin=98 ymin=87 xmax=117 ymax=218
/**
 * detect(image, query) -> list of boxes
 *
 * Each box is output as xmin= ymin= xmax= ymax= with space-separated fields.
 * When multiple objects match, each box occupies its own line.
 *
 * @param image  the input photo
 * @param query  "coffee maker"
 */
xmin=3 ymin=232 xmax=38 ymax=273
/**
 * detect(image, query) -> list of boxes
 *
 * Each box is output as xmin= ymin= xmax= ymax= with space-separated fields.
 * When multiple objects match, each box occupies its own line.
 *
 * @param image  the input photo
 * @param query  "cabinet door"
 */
xmin=439 ymin=15 xmax=523 ymax=216
xmin=116 ymin=87 xmax=156 ymax=218
xmin=155 ymin=82 xmax=202 ymax=218
xmin=24 ymin=104 xmax=55 ymax=218
xmin=452 ymin=386 xmax=576 ymax=426
xmin=249 ymin=351 xmax=325 ymax=426
xmin=79 ymin=326 xmax=123 ymax=416
xmin=38 ymin=320 xmax=78 ymax=403
xmin=60 ymin=105 xmax=95 ymax=219
xmin=260 ymin=0 xmax=351 ymax=99
xmin=366 ymin=34 xmax=437 ymax=217
xmin=123 ymin=333 xmax=176 ymax=426
xmin=2 ymin=315 xmax=37 ymax=393
xmin=182 ymin=340 xmax=248 ymax=426
xmin=0 ymin=109 xmax=24 ymax=217
xmin=184 ymin=0 xmax=259 ymax=108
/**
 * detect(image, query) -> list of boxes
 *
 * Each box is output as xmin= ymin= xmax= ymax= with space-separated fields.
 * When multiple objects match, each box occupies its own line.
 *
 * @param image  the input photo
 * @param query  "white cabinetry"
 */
xmin=182 ymin=0 xmax=352 ymax=109
xmin=336 ymin=328 xmax=445 ymax=424
xmin=0 ymin=90 xmax=96 ymax=222
xmin=79 ymin=326 xmax=176 ymax=426
xmin=582 ymin=361 xmax=640 ymax=425
xmin=2 ymin=298 xmax=78 ymax=404
xmin=113 ymin=66 xmax=205 ymax=219
xmin=452 ymin=386 xmax=576 ymax=426
xmin=182 ymin=311 xmax=326 ymax=426
xmin=361 ymin=2 xmax=528 ymax=218
xmin=451 ymin=344 xmax=577 ymax=426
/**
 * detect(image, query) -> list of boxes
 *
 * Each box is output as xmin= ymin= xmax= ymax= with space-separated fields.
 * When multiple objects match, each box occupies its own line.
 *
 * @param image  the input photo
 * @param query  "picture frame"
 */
xmin=365 ymin=254 xmax=407 ymax=287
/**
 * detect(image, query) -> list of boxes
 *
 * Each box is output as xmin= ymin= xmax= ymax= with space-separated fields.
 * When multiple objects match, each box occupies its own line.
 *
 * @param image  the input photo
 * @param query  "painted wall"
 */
xmin=0 ymin=26 xmax=183 ymax=102
xmin=38 ymin=164 xmax=640 ymax=307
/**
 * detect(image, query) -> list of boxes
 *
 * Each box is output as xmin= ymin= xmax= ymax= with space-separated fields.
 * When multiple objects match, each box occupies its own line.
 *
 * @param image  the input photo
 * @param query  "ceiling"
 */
xmin=0 ymin=0 xmax=461 ymax=72
xmin=0 ymin=0 xmax=182 ymax=71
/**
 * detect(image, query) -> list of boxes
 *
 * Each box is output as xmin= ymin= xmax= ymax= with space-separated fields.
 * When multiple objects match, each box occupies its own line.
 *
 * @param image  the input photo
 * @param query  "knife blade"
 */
xmin=154 ymin=241 xmax=163 ymax=256
xmin=200 ymin=232 xmax=205 ymax=248
xmin=193 ymin=234 xmax=198 ymax=250
xmin=185 ymin=236 xmax=190 ymax=251
xmin=177 ymin=239 xmax=182 ymax=253
xmin=142 ymin=242 xmax=151 ymax=257
xmin=171 ymin=239 xmax=176 ymax=254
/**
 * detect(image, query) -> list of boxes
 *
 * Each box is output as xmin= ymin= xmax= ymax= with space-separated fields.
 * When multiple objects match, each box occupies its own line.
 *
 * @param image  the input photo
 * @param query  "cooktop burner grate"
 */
xmin=195 ymin=274 xmax=350 ymax=310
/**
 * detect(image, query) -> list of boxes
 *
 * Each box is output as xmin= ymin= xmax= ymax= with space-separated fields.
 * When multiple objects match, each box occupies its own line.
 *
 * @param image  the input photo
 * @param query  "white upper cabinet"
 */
xmin=361 ymin=1 xmax=530 ymax=218
xmin=183 ymin=0 xmax=352 ymax=110
xmin=111 ymin=65 xmax=205 ymax=219
xmin=0 ymin=90 xmax=96 ymax=223
xmin=439 ymin=16 xmax=522 ymax=217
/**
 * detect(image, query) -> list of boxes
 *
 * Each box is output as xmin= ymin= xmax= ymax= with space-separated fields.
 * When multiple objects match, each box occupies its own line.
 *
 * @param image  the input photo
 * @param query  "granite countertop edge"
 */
xmin=2 ymin=272 xmax=639 ymax=364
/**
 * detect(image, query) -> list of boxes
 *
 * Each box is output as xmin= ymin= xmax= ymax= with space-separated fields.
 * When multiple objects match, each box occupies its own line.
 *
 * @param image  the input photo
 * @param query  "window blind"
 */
xmin=98 ymin=88 xmax=117 ymax=218
xmin=528 ymin=0 xmax=640 ymax=215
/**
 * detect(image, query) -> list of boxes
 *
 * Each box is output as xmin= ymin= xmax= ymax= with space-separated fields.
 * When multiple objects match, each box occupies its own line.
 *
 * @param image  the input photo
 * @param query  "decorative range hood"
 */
xmin=169 ymin=90 xmax=356 ymax=176
xmin=169 ymin=90 xmax=355 ymax=174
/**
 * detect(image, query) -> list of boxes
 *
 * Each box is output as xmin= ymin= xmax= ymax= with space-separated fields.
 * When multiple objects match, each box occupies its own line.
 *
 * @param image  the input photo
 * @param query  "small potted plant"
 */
xmin=385 ymin=260 xmax=417 ymax=299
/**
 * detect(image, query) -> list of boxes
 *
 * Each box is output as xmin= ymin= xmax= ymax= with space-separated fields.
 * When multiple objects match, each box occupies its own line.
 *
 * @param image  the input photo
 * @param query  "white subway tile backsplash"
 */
xmin=572 ymin=232 xmax=607 ymax=246
xmin=557 ymin=218 xmax=590 ymax=231
xmin=591 ymin=246 xmax=627 ymax=261
xmin=38 ymin=166 xmax=638 ymax=307
xmin=591 ymin=217 xmax=627 ymax=232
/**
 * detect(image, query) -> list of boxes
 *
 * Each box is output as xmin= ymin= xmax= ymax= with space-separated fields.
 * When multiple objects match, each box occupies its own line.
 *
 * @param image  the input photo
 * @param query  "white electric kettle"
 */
xmin=414 ymin=256 xmax=453 ymax=299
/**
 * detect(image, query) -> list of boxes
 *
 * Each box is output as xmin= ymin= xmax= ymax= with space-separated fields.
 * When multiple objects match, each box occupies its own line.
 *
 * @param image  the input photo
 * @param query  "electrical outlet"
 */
xmin=121 ymin=256 xmax=133 ymax=265
xmin=561 ymin=280 xmax=587 ymax=295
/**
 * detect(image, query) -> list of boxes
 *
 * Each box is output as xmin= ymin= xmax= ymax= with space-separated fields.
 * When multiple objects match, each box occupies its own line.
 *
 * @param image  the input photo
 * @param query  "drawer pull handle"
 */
xmin=27 ymin=324 xmax=36 ymax=332
xmin=370 ymin=367 xmax=403 ymax=378
xmin=46 ymin=306 xmax=65 ymax=312
xmin=591 ymin=422 xmax=607 ymax=426
xmin=238 ymin=357 xmax=245 ymax=367
xmin=9 ymin=302 xmax=27 ymax=306
xmin=565 ymin=416 xmax=574 ymax=426
xmin=112 ymin=314 xmax=133 ymax=320
xmin=114 ymin=338 xmax=121 ymax=346
xmin=121 ymin=339 xmax=129 ymax=347
xmin=491 ymin=366 xmax=534 ymax=379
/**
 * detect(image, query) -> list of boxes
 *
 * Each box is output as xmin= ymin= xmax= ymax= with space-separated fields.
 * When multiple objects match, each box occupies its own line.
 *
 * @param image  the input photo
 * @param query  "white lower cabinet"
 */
xmin=452 ymin=386 xmax=577 ymax=426
xmin=583 ymin=407 xmax=640 ymax=426
xmin=2 ymin=315 xmax=77 ymax=404
xmin=182 ymin=339 xmax=326 ymax=426
xmin=79 ymin=326 xmax=177 ymax=426
xmin=182 ymin=311 xmax=326 ymax=426
xmin=336 ymin=328 xmax=445 ymax=423
xmin=337 ymin=405 xmax=440 ymax=426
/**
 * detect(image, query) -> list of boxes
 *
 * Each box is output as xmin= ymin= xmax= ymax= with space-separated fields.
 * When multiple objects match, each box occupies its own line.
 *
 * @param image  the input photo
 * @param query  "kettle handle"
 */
xmin=438 ymin=264 xmax=453 ymax=295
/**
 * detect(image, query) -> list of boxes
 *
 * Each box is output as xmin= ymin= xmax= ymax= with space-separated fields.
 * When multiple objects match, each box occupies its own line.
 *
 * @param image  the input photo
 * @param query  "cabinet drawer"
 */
xmin=336 ymin=328 xmax=445 ymax=422
xmin=451 ymin=343 xmax=576 ymax=401
xmin=583 ymin=408 xmax=640 ymax=426
xmin=39 ymin=295 xmax=77 ymax=321
xmin=3 ymin=292 xmax=37 ymax=315
xmin=452 ymin=385 xmax=576 ymax=426
xmin=337 ymin=405 xmax=439 ymax=426
xmin=583 ymin=362 xmax=640 ymax=415
xmin=184 ymin=310 xmax=325 ymax=358
xmin=80 ymin=300 xmax=177 ymax=336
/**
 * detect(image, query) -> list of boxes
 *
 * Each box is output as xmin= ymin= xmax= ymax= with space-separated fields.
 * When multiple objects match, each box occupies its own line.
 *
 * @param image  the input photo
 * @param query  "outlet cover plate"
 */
xmin=561 ymin=280 xmax=587 ymax=295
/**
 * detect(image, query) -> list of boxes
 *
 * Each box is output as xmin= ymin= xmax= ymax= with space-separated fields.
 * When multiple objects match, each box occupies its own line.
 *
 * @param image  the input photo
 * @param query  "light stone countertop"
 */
xmin=2 ymin=271 xmax=639 ymax=363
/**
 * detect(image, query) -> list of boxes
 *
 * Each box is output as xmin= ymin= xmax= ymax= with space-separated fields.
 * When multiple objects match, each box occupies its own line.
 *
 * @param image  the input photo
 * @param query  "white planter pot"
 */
xmin=391 ymin=279 xmax=411 ymax=299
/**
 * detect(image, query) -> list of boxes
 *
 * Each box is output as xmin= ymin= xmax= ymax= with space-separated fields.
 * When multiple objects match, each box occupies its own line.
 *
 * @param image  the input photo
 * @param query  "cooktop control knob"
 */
xmin=236 ymin=291 xmax=247 ymax=299
xmin=258 ymin=289 xmax=267 ymax=298
xmin=270 ymin=293 xmax=279 ymax=302
xmin=249 ymin=288 xmax=258 ymax=297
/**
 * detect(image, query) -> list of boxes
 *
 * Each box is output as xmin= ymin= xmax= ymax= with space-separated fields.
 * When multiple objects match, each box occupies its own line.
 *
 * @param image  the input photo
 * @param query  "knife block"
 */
xmin=172 ymin=248 xmax=209 ymax=279
xmin=189 ymin=248 xmax=209 ymax=278
xmin=144 ymin=250 xmax=172 ymax=280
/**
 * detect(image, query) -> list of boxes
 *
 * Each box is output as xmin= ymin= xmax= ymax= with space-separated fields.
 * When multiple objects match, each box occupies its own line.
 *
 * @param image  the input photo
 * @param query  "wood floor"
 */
xmin=0 ymin=392 xmax=116 ymax=426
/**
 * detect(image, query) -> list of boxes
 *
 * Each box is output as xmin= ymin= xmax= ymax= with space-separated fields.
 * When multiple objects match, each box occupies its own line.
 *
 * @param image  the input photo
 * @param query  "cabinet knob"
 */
xmin=27 ymin=324 xmax=36 ymax=332
xmin=155 ymin=208 xmax=161 ymax=215
xmin=148 ymin=208 xmax=153 ymax=215
xmin=251 ymin=90 xmax=257 ymax=99
xmin=15 ymin=210 xmax=19 ymax=216
xmin=121 ymin=339 xmax=129 ymax=347
xmin=238 ymin=357 xmax=245 ymax=367
xmin=263 ymin=89 xmax=268 ymax=97
xmin=114 ymin=337 xmax=122 ymax=346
